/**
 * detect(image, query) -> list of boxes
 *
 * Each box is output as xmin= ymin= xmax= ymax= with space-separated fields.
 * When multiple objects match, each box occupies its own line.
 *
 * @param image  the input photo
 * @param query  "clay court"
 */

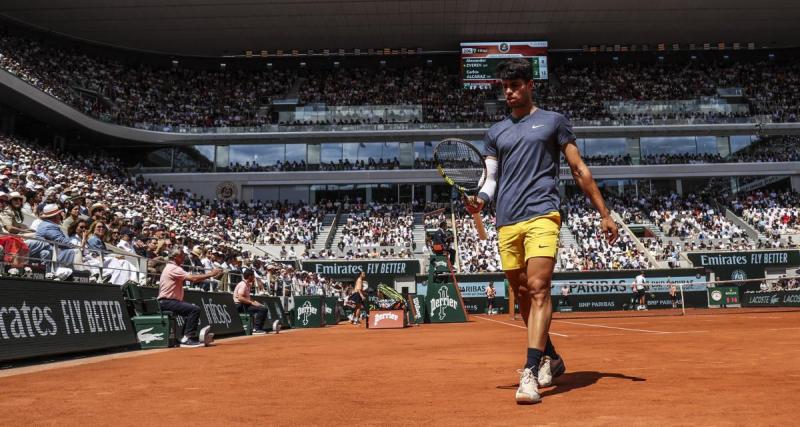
xmin=1 ymin=308 xmax=799 ymax=426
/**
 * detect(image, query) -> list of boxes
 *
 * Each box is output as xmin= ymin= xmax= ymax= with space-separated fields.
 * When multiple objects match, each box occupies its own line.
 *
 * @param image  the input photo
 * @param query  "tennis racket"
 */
xmin=433 ymin=138 xmax=488 ymax=240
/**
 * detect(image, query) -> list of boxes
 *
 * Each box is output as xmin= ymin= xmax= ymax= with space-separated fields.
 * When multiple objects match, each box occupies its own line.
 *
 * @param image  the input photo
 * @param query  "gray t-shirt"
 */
xmin=483 ymin=108 xmax=576 ymax=227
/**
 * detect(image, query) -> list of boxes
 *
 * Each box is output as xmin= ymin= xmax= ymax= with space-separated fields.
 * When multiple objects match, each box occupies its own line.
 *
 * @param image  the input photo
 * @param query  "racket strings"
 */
xmin=435 ymin=139 xmax=485 ymax=190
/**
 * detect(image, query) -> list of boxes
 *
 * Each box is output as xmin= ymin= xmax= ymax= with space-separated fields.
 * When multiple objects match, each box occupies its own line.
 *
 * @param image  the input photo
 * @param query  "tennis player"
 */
xmin=347 ymin=271 xmax=368 ymax=325
xmin=467 ymin=58 xmax=619 ymax=404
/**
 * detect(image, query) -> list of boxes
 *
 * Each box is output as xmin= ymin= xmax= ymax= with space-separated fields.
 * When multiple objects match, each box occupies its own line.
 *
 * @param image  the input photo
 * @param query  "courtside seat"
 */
xmin=121 ymin=281 xmax=177 ymax=348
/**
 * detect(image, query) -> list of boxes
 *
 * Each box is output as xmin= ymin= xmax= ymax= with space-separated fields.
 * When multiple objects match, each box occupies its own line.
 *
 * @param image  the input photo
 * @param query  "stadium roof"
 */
xmin=2 ymin=0 xmax=799 ymax=56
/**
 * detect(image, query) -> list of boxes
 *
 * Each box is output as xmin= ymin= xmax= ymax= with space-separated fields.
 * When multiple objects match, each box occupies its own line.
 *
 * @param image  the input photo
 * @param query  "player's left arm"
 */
xmin=561 ymin=141 xmax=619 ymax=244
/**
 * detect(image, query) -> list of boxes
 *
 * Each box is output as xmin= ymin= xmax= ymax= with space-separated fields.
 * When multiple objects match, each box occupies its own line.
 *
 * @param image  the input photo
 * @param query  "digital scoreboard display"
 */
xmin=460 ymin=41 xmax=548 ymax=89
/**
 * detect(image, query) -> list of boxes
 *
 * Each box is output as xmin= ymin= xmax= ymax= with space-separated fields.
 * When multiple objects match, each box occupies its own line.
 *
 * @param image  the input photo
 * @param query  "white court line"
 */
xmin=553 ymin=319 xmax=673 ymax=334
xmin=472 ymin=315 xmax=569 ymax=337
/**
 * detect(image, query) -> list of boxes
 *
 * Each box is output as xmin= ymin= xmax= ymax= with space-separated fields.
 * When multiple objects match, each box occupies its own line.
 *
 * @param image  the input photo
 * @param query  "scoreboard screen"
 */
xmin=460 ymin=41 xmax=548 ymax=88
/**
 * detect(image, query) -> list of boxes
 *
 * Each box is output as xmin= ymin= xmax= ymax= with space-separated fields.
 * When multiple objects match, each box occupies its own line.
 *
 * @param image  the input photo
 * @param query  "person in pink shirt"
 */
xmin=158 ymin=248 xmax=222 ymax=348
xmin=233 ymin=269 xmax=277 ymax=334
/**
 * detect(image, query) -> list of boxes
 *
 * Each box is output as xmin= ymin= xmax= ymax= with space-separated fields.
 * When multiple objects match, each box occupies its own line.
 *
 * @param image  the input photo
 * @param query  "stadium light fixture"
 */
xmin=267 ymin=63 xmax=272 ymax=68
xmin=171 ymin=59 xmax=179 ymax=67
xmin=220 ymin=63 xmax=226 ymax=69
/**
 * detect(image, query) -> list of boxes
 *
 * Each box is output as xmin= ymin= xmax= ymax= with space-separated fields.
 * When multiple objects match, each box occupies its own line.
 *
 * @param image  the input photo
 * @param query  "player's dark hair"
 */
xmin=243 ymin=269 xmax=255 ymax=279
xmin=496 ymin=58 xmax=532 ymax=81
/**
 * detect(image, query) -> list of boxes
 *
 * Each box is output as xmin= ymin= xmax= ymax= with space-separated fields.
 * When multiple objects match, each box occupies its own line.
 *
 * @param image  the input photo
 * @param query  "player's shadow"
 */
xmin=497 ymin=371 xmax=645 ymax=396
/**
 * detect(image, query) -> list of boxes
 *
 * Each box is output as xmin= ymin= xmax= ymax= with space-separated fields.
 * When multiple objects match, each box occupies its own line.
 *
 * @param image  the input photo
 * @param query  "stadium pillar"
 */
xmin=791 ymin=176 xmax=800 ymax=192
xmin=425 ymin=185 xmax=432 ymax=203
xmin=716 ymin=136 xmax=731 ymax=157
xmin=676 ymin=179 xmax=683 ymax=196
xmin=627 ymin=138 xmax=641 ymax=164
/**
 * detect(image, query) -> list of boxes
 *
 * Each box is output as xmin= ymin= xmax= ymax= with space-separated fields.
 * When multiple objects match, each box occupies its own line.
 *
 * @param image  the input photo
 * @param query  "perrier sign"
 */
xmin=293 ymin=296 xmax=325 ymax=328
xmin=426 ymin=282 xmax=467 ymax=323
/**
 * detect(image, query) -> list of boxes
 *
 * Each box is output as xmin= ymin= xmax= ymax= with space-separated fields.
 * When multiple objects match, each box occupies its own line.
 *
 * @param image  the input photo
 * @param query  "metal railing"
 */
xmin=128 ymin=116 xmax=766 ymax=134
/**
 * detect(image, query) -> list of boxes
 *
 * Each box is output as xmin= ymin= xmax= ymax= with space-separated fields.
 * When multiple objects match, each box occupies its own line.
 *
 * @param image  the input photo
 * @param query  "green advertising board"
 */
xmin=409 ymin=294 xmax=427 ymax=324
xmin=706 ymin=286 xmax=741 ymax=308
xmin=687 ymin=250 xmax=800 ymax=290
xmin=324 ymin=297 xmax=341 ymax=325
xmin=0 ymin=278 xmax=138 ymax=363
xmin=292 ymin=295 xmax=326 ymax=328
xmin=251 ymin=295 xmax=291 ymax=331
xmin=426 ymin=282 xmax=467 ymax=323
xmin=139 ymin=287 xmax=244 ymax=337
xmin=300 ymin=259 xmax=421 ymax=285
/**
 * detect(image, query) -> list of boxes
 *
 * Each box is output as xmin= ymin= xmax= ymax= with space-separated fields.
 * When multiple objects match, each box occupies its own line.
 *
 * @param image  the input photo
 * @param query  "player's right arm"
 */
xmin=466 ymin=130 xmax=499 ymax=213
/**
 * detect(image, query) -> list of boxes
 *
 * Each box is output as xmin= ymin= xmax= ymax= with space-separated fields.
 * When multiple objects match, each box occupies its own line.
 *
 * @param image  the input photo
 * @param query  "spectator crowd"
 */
xmin=4 ymin=28 xmax=800 ymax=130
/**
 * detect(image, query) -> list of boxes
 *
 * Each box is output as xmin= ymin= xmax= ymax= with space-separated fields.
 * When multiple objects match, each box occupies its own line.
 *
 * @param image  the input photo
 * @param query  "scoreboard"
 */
xmin=460 ymin=41 xmax=548 ymax=88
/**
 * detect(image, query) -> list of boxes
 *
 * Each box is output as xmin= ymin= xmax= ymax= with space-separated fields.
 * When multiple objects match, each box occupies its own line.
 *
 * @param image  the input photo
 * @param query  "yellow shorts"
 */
xmin=497 ymin=211 xmax=561 ymax=271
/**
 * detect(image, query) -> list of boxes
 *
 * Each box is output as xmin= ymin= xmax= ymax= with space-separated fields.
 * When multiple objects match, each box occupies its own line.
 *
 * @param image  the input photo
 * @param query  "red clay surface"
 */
xmin=1 ymin=308 xmax=799 ymax=426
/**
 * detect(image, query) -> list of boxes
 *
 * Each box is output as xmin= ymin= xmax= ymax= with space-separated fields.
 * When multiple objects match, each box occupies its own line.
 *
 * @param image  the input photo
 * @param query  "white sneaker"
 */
xmin=515 ymin=368 xmax=541 ymax=404
xmin=538 ymin=356 xmax=566 ymax=387
xmin=272 ymin=320 xmax=281 ymax=334
xmin=199 ymin=326 xmax=214 ymax=346
xmin=179 ymin=336 xmax=203 ymax=348
xmin=538 ymin=357 xmax=553 ymax=387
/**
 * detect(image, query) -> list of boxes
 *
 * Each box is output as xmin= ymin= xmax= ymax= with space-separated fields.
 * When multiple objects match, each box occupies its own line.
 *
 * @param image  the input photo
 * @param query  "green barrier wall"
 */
xmin=742 ymin=290 xmax=800 ymax=307
xmin=324 ymin=297 xmax=341 ymax=325
xmin=409 ymin=295 xmax=427 ymax=324
xmin=426 ymin=282 xmax=467 ymax=323
xmin=138 ymin=287 xmax=244 ymax=336
xmin=251 ymin=295 xmax=291 ymax=330
xmin=292 ymin=296 xmax=326 ymax=328
xmin=0 ymin=278 xmax=137 ymax=362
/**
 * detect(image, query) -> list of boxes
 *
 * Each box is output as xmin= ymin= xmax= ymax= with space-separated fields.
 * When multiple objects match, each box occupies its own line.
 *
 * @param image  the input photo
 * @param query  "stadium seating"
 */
xmin=4 ymin=29 xmax=800 ymax=129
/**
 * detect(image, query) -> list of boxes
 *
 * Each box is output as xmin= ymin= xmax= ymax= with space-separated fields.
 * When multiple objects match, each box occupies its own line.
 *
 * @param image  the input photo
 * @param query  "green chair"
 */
xmin=121 ymin=281 xmax=177 ymax=349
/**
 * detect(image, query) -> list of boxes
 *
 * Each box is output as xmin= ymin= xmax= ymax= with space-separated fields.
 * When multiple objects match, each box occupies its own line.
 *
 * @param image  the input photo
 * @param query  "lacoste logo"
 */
xmin=531 ymin=124 xmax=544 ymax=129
xmin=538 ymin=244 xmax=549 ymax=248
xmin=137 ymin=327 xmax=164 ymax=344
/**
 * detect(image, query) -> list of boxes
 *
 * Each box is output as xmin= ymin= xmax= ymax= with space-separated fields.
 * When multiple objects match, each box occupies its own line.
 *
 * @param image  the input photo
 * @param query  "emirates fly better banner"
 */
xmin=0 ymin=278 xmax=137 ymax=362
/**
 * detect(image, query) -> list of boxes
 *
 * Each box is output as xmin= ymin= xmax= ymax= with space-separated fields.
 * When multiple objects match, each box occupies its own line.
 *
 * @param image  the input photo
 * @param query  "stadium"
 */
xmin=0 ymin=1 xmax=799 ymax=425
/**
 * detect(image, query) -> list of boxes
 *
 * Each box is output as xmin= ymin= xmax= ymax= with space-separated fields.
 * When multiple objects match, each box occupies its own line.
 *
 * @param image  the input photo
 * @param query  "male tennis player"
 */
xmin=466 ymin=58 xmax=618 ymax=404
xmin=347 ymin=271 xmax=368 ymax=325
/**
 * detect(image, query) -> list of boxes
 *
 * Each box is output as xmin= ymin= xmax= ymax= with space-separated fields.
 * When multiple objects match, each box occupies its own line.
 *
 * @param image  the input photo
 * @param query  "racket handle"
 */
xmin=472 ymin=212 xmax=488 ymax=241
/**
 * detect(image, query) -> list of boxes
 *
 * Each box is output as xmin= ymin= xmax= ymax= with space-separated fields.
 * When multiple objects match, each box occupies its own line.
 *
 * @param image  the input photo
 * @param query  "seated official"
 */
xmin=158 ymin=248 xmax=222 ymax=348
xmin=431 ymin=221 xmax=455 ymax=264
xmin=233 ymin=269 xmax=272 ymax=335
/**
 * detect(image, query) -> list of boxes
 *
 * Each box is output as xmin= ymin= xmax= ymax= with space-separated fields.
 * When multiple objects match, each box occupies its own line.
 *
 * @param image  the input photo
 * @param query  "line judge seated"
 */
xmin=158 ymin=248 xmax=223 ymax=348
xmin=233 ymin=269 xmax=277 ymax=335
